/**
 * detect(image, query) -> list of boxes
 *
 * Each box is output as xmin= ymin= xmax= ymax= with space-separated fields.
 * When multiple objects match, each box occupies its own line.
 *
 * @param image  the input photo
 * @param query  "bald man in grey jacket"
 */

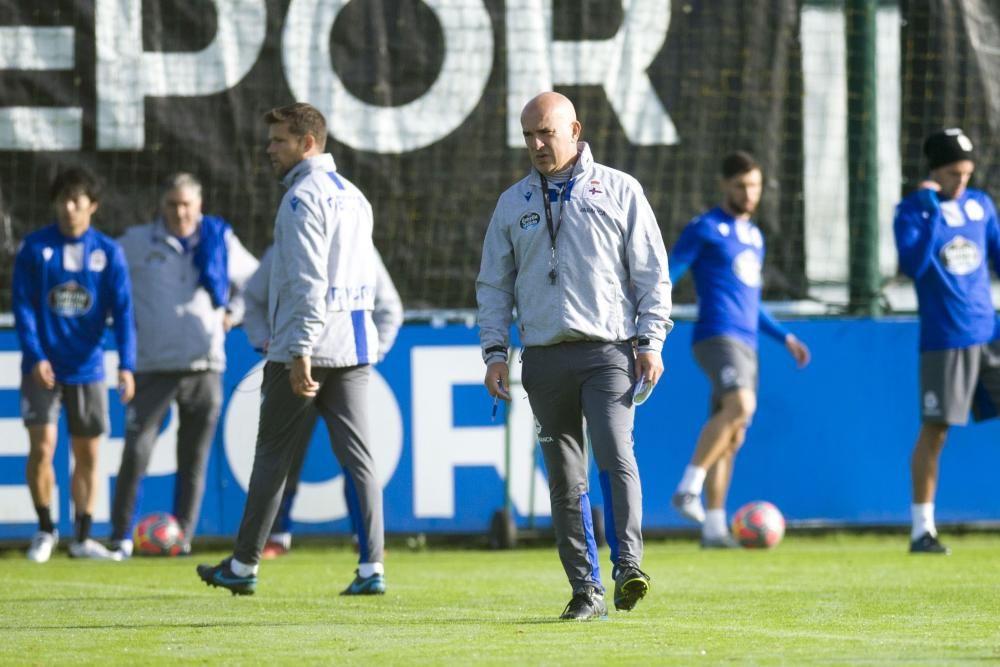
xmin=477 ymin=92 xmax=672 ymax=620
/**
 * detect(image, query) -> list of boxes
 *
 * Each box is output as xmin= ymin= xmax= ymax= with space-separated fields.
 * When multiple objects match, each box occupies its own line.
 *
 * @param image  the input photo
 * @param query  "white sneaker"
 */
xmin=26 ymin=530 xmax=58 ymax=563
xmin=700 ymin=532 xmax=741 ymax=549
xmin=671 ymin=492 xmax=706 ymax=524
xmin=111 ymin=538 xmax=134 ymax=559
xmin=68 ymin=538 xmax=124 ymax=561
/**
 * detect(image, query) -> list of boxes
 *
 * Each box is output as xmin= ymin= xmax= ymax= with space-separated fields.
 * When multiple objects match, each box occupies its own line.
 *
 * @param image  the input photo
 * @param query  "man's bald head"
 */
xmin=522 ymin=92 xmax=578 ymax=123
xmin=521 ymin=92 xmax=582 ymax=176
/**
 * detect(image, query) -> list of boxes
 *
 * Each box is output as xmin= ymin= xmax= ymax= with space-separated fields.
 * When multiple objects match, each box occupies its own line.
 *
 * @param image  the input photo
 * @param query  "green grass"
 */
xmin=2 ymin=533 xmax=999 ymax=665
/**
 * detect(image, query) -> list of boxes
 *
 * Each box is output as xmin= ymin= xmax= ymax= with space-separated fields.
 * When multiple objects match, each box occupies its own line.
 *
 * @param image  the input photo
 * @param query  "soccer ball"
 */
xmin=731 ymin=501 xmax=785 ymax=549
xmin=133 ymin=512 xmax=185 ymax=556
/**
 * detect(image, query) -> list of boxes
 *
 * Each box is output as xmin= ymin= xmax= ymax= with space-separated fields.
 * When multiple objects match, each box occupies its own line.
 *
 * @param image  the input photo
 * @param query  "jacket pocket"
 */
xmin=607 ymin=279 xmax=625 ymax=339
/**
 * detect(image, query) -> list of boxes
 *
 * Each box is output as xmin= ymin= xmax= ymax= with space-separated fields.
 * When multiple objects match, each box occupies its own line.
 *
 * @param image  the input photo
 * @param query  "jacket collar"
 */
xmin=152 ymin=216 xmax=203 ymax=253
xmin=281 ymin=153 xmax=338 ymax=189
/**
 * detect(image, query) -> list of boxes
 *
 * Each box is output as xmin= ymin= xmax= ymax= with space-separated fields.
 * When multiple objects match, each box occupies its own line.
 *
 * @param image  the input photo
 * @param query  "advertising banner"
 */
xmin=2 ymin=319 xmax=999 ymax=541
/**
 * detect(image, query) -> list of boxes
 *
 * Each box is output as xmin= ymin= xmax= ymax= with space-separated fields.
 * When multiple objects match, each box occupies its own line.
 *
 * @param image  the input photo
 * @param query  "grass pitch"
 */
xmin=2 ymin=533 xmax=999 ymax=665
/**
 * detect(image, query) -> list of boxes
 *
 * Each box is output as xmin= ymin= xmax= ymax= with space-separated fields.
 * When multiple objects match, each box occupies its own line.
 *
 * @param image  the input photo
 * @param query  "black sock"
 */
xmin=36 ymin=506 xmax=54 ymax=534
xmin=75 ymin=513 xmax=92 ymax=543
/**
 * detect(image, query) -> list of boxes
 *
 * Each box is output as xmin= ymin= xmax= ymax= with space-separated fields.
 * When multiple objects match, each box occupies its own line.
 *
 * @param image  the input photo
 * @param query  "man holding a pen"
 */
xmin=476 ymin=92 xmax=673 ymax=620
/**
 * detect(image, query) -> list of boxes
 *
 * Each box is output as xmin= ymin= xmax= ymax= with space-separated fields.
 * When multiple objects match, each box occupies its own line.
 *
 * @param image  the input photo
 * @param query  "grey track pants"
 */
xmin=111 ymin=371 xmax=222 ymax=544
xmin=521 ymin=341 xmax=643 ymax=593
xmin=267 ymin=406 xmax=320 ymax=536
xmin=233 ymin=361 xmax=383 ymax=567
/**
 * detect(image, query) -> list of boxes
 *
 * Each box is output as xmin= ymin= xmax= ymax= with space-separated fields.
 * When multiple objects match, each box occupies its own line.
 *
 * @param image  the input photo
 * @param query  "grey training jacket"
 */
xmin=118 ymin=218 xmax=258 ymax=373
xmin=244 ymin=245 xmax=402 ymax=361
xmin=266 ymin=153 xmax=380 ymax=368
xmin=476 ymin=142 xmax=672 ymax=364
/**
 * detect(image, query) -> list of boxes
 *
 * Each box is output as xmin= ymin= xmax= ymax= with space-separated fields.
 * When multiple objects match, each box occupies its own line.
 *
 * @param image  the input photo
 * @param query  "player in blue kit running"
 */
xmin=12 ymin=167 xmax=136 ymax=562
xmin=669 ymin=152 xmax=810 ymax=547
xmin=894 ymin=128 xmax=1000 ymax=555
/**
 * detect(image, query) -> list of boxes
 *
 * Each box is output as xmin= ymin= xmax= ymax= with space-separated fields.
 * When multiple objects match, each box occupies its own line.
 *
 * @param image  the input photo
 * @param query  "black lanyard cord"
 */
xmin=539 ymin=174 xmax=568 ymax=285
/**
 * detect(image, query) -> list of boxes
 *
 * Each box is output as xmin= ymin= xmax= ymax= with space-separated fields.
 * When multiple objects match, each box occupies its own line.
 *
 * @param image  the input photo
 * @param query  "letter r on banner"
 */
xmin=505 ymin=0 xmax=678 ymax=148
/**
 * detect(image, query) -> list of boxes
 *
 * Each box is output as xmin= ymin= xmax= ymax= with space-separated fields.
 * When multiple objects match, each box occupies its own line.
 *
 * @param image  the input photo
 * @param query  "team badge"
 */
xmin=519 ymin=212 xmax=540 ymax=230
xmin=88 ymin=248 xmax=107 ymax=272
xmin=964 ymin=198 xmax=985 ymax=221
xmin=940 ymin=235 xmax=981 ymax=275
xmin=587 ymin=180 xmax=603 ymax=196
xmin=923 ymin=391 xmax=941 ymax=416
xmin=732 ymin=248 xmax=762 ymax=287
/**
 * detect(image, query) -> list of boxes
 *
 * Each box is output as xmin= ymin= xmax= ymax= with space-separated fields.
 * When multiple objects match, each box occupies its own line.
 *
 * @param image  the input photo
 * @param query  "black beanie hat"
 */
xmin=923 ymin=128 xmax=975 ymax=170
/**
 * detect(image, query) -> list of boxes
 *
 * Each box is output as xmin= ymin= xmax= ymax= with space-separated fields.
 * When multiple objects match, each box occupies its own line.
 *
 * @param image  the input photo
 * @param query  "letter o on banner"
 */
xmin=223 ymin=363 xmax=404 ymax=522
xmin=282 ymin=0 xmax=494 ymax=154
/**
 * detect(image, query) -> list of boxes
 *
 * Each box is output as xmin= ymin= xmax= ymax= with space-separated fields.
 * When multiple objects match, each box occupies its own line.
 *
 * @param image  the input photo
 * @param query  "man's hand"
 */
xmin=117 ymin=370 xmax=135 ymax=404
xmin=290 ymin=355 xmax=320 ymax=397
xmin=785 ymin=334 xmax=811 ymax=368
xmin=484 ymin=361 xmax=512 ymax=401
xmin=635 ymin=350 xmax=664 ymax=385
xmin=32 ymin=360 xmax=56 ymax=390
xmin=917 ymin=180 xmax=941 ymax=213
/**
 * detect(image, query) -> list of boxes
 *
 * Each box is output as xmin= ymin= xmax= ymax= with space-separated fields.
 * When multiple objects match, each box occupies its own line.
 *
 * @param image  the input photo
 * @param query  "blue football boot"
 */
xmin=196 ymin=557 xmax=257 ymax=596
xmin=340 ymin=570 xmax=386 ymax=595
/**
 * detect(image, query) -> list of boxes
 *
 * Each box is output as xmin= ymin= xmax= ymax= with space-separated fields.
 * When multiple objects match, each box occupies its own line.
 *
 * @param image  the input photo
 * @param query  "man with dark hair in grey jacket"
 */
xmin=197 ymin=102 xmax=385 ymax=596
xmin=477 ymin=92 xmax=672 ymax=620
xmin=242 ymin=244 xmax=402 ymax=558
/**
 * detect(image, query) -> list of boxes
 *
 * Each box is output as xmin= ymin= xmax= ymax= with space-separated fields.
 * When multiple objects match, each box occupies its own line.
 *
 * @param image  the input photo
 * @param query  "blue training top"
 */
xmin=12 ymin=223 xmax=136 ymax=383
xmin=894 ymin=187 xmax=1000 ymax=352
xmin=670 ymin=207 xmax=788 ymax=349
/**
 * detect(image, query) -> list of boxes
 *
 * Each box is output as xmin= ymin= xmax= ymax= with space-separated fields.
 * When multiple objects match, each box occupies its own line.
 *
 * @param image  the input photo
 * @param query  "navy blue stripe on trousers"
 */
xmin=580 ymin=491 xmax=602 ymax=587
xmin=345 ymin=471 xmax=368 ymax=563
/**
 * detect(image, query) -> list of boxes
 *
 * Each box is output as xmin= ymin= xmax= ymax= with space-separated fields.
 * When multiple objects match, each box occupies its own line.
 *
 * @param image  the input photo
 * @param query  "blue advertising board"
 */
xmin=1 ymin=318 xmax=999 ymax=541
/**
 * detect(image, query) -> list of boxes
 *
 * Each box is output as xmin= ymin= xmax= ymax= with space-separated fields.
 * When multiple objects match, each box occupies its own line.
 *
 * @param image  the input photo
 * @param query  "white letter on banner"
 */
xmin=95 ymin=0 xmax=266 ymax=150
xmin=0 ymin=352 xmax=56 ymax=522
xmin=411 ymin=346 xmax=549 ymax=519
xmin=0 ymin=27 xmax=81 ymax=150
xmin=223 ymin=363 xmax=403 ymax=523
xmin=505 ymin=0 xmax=677 ymax=148
xmin=283 ymin=0 xmax=493 ymax=154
